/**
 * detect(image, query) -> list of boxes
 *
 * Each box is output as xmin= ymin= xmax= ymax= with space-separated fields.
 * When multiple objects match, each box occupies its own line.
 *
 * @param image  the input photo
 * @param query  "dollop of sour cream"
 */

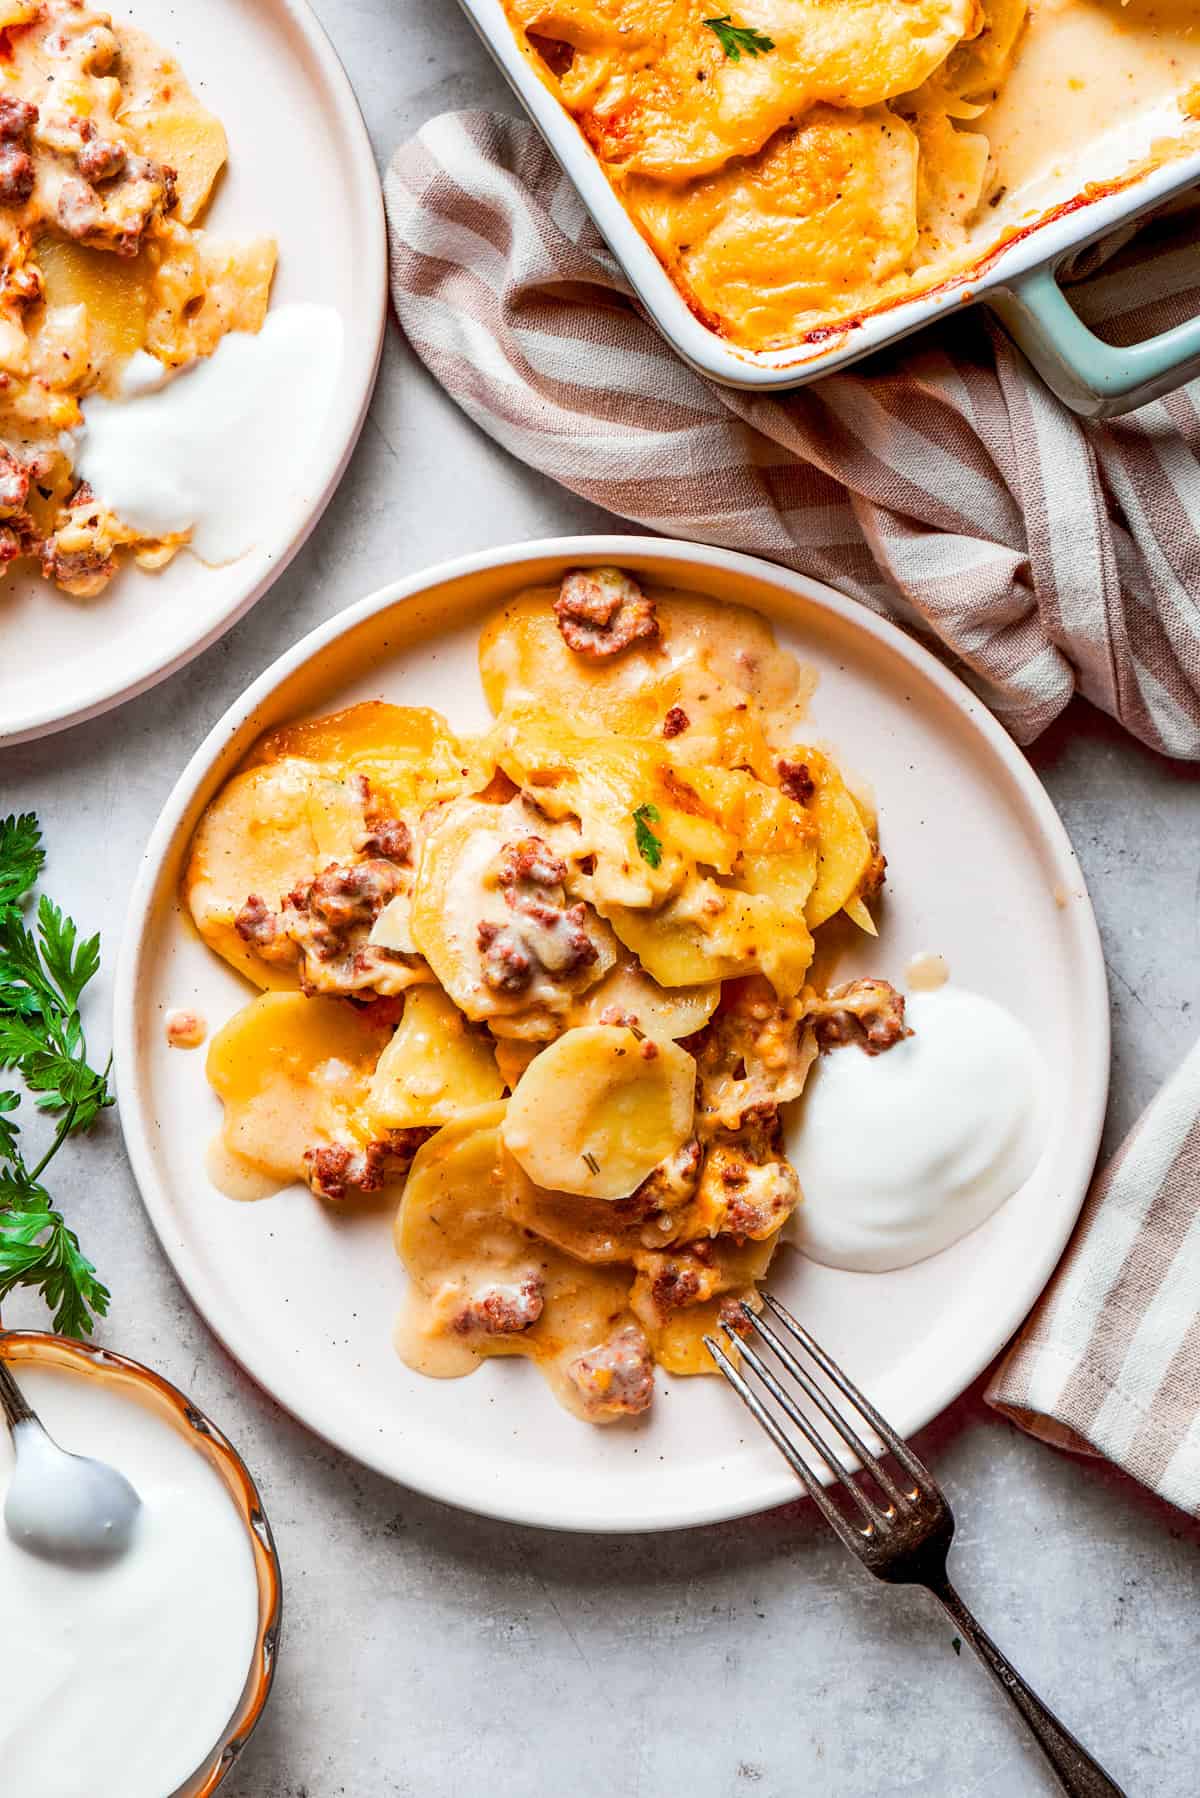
xmin=73 ymin=301 xmax=343 ymax=565
xmin=785 ymin=985 xmax=1048 ymax=1272
xmin=0 ymin=1364 xmax=260 ymax=1798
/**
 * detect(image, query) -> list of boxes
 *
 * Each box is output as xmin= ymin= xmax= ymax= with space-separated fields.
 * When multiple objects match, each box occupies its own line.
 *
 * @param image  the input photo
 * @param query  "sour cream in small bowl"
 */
xmin=0 ymin=1333 xmax=280 ymax=1798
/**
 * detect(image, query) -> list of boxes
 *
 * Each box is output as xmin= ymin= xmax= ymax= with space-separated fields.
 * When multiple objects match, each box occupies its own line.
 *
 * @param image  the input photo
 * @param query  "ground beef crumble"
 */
xmin=304 ymin=1127 xmax=433 ymax=1201
xmin=553 ymin=566 xmax=659 ymax=659
xmin=811 ymin=978 xmax=910 ymax=1056
xmin=352 ymin=775 xmax=412 ymax=864
xmin=451 ymin=1277 xmax=545 ymax=1337
xmin=859 ymin=845 xmax=888 ymax=903
xmin=234 ymin=794 xmax=418 ymax=998
xmin=567 ymin=1323 xmax=655 ymax=1418
xmin=476 ymin=835 xmax=600 ymax=996
xmin=777 ymin=758 xmax=815 ymax=804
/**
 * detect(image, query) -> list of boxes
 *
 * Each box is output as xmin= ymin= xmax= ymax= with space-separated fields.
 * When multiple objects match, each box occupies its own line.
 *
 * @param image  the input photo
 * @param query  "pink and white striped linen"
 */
xmin=385 ymin=111 xmax=1200 ymax=1513
xmin=988 ymin=1042 xmax=1200 ymax=1517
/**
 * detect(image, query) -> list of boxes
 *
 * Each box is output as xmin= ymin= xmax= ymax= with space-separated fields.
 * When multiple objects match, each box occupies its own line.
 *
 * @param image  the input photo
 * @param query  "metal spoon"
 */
xmin=0 ymin=1350 xmax=142 ymax=1565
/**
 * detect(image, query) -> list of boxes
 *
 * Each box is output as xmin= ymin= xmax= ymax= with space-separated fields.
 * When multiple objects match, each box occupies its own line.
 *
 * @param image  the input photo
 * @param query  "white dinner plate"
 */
xmin=115 ymin=537 xmax=1110 ymax=1533
xmin=0 ymin=0 xmax=385 ymax=746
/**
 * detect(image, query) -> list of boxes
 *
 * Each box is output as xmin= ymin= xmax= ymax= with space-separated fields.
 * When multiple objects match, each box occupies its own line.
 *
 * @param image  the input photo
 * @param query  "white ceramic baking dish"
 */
xmin=457 ymin=0 xmax=1200 ymax=417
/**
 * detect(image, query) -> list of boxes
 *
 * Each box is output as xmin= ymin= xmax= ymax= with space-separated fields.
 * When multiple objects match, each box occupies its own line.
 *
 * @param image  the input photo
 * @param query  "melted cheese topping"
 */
xmin=516 ymin=0 xmax=977 ymax=179
xmin=505 ymin=0 xmax=1200 ymax=349
xmin=187 ymin=582 xmax=892 ymax=1423
xmin=0 ymin=1 xmax=276 ymax=595
xmin=625 ymin=105 xmax=920 ymax=347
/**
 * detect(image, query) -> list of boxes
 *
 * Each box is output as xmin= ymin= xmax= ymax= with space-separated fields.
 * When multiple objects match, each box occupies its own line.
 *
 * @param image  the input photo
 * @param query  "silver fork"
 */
xmin=705 ymin=1294 xmax=1127 ymax=1798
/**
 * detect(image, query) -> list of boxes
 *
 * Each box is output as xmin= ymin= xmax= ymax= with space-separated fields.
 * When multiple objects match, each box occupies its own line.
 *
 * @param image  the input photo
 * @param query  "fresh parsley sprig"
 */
xmin=703 ymin=14 xmax=775 ymax=59
xmin=0 ymin=813 xmax=111 ymax=1337
xmin=633 ymin=802 xmax=663 ymax=869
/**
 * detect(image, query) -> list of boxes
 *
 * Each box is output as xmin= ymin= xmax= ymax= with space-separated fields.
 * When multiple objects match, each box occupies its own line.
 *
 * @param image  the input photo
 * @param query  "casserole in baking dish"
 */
xmin=460 ymin=0 xmax=1200 ymax=415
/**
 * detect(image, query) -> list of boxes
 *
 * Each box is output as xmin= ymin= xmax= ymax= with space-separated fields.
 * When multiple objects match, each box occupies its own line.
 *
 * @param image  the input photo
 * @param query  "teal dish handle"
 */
xmin=988 ymin=264 xmax=1200 ymax=418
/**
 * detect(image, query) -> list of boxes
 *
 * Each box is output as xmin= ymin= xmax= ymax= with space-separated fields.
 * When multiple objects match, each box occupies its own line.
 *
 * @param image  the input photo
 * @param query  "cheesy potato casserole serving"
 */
xmin=185 ymin=570 xmax=910 ymax=1423
xmin=0 ymin=0 xmax=274 ymax=596
xmin=502 ymin=0 xmax=1200 ymax=350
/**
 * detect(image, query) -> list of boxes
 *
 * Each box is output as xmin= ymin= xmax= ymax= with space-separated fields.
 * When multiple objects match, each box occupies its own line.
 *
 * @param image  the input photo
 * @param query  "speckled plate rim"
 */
xmin=2 ymin=0 xmax=387 ymax=747
xmin=0 ymin=1331 xmax=282 ymax=1794
xmin=113 ymin=535 xmax=1110 ymax=1533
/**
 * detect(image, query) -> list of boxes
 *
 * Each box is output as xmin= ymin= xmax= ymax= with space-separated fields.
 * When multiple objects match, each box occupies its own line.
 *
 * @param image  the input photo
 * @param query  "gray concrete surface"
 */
xmin=3 ymin=2 xmax=1199 ymax=1793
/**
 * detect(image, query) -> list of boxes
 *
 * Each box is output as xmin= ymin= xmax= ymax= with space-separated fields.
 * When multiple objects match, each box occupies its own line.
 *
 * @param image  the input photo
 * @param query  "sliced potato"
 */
xmin=182 ymin=757 xmax=363 ymax=988
xmin=184 ymin=760 xmax=322 ymax=988
xmin=247 ymin=702 xmax=479 ymax=813
xmin=799 ymin=748 xmax=874 ymax=928
xmin=635 ymin=1237 xmax=778 ymax=1375
xmin=493 ymin=1037 xmax=541 ymax=1089
xmin=568 ymin=957 xmax=719 ymax=1039
xmin=120 ymin=100 xmax=229 ymax=224
xmin=394 ymin=1106 xmax=511 ymax=1275
xmin=498 ymin=719 xmax=735 ymax=910
xmin=369 ymin=891 xmax=418 ymax=954
xmin=365 ymin=987 xmax=504 ymax=1131
xmin=394 ymin=1107 xmax=636 ymax=1399
xmin=480 ymin=587 xmax=805 ymax=769
xmin=410 ymin=795 xmax=614 ymax=1034
xmin=501 ymin=1025 xmax=695 ymax=1200
xmin=500 ymin=1149 xmax=657 ymax=1264
xmin=35 ymin=237 xmax=152 ymax=367
xmin=607 ymin=870 xmax=815 ymax=999
xmin=184 ymin=705 xmax=473 ymax=990
xmin=207 ymin=991 xmax=389 ymax=1182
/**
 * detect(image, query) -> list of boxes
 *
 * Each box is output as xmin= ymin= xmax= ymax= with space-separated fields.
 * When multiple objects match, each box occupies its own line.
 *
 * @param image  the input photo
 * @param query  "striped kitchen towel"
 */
xmin=987 ymin=1041 xmax=1200 ymax=1517
xmin=385 ymin=110 xmax=1200 ymax=760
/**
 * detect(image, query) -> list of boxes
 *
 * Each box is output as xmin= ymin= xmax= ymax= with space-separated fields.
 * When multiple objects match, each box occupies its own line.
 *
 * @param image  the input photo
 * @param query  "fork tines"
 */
xmin=704 ymin=1294 xmax=933 ymax=1555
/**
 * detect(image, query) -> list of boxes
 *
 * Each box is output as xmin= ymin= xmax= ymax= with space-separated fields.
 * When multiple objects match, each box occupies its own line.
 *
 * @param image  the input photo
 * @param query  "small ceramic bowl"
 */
xmin=0 ymin=1332 xmax=281 ymax=1797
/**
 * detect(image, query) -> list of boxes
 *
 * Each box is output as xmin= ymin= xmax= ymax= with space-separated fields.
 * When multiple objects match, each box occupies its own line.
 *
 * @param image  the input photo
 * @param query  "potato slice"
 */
xmin=35 ymin=237 xmax=152 ymax=367
xmin=410 ymin=795 xmax=614 ymax=1035
xmin=501 ymin=1025 xmax=695 ymax=1200
xmin=120 ymin=101 xmax=229 ymax=224
xmin=493 ymin=1037 xmax=541 ymax=1090
xmin=568 ymin=957 xmax=719 ymax=1039
xmin=607 ymin=866 xmax=816 ymax=1000
xmin=497 ymin=720 xmax=736 ymax=910
xmin=113 ymin=21 xmax=228 ymax=220
xmin=182 ymin=757 xmax=365 ymax=988
xmin=185 ymin=704 xmax=472 ymax=989
xmin=800 ymin=748 xmax=874 ymax=928
xmin=146 ymin=228 xmax=277 ymax=366
xmin=633 ymin=1238 xmax=778 ymax=1376
xmin=207 ymin=992 xmax=389 ymax=1183
xmin=365 ymin=987 xmax=504 ymax=1131
xmin=480 ymin=588 xmax=806 ymax=768
xmin=246 ymin=702 xmax=478 ymax=812
xmin=394 ymin=1107 xmax=637 ymax=1402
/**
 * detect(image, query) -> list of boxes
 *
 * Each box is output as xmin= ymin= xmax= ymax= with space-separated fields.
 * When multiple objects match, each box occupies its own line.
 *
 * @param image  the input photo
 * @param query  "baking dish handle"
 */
xmin=988 ymin=265 xmax=1200 ymax=419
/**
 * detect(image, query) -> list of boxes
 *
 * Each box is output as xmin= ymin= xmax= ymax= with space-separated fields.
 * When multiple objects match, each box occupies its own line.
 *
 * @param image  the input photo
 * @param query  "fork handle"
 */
xmin=0 ymin=1351 xmax=34 ymax=1429
xmin=929 ymin=1579 xmax=1127 ymax=1797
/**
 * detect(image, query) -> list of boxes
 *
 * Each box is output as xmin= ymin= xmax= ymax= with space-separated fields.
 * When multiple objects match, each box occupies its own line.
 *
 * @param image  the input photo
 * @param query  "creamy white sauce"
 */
xmin=785 ymin=986 xmax=1048 ymax=1272
xmin=980 ymin=0 xmax=1200 ymax=223
xmin=74 ymin=302 xmax=343 ymax=565
xmin=0 ymin=1364 xmax=260 ymax=1798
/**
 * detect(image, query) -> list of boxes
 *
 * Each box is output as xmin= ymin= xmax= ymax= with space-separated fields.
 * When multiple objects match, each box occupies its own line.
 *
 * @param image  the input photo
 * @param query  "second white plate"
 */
xmin=0 ymin=0 xmax=385 ymax=746
xmin=115 ymin=537 xmax=1109 ymax=1533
